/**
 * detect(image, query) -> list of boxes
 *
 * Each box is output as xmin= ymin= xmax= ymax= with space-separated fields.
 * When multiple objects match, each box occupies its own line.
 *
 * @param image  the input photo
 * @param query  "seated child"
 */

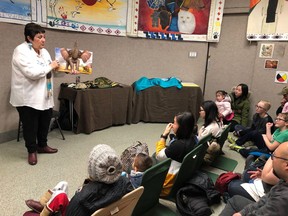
xmin=24 ymin=144 xmax=133 ymax=216
xmin=229 ymin=100 xmax=273 ymax=147
xmin=128 ymin=152 xmax=153 ymax=188
xmin=230 ymin=113 xmax=288 ymax=157
xmin=215 ymin=90 xmax=233 ymax=121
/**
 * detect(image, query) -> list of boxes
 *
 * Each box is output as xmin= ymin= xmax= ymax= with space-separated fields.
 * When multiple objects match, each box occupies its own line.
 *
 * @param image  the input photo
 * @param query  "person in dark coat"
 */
xmin=24 ymin=144 xmax=133 ymax=216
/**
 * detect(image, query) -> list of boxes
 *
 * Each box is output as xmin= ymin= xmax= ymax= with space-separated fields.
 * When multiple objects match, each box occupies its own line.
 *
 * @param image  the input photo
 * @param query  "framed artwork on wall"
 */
xmin=264 ymin=59 xmax=278 ymax=69
xmin=275 ymin=71 xmax=288 ymax=84
xmin=259 ymin=43 xmax=274 ymax=58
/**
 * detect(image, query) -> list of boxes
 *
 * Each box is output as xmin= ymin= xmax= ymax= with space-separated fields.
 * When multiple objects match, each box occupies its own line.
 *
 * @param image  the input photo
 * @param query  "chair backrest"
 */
xmin=196 ymin=133 xmax=213 ymax=164
xmin=91 ymin=186 xmax=144 ymax=216
xmin=132 ymin=159 xmax=171 ymax=216
xmin=167 ymin=137 xmax=210 ymax=199
xmin=217 ymin=123 xmax=231 ymax=150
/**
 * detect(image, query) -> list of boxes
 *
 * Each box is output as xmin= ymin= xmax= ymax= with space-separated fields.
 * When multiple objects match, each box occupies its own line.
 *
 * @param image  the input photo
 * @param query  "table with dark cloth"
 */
xmin=58 ymin=84 xmax=133 ymax=134
xmin=132 ymin=86 xmax=203 ymax=123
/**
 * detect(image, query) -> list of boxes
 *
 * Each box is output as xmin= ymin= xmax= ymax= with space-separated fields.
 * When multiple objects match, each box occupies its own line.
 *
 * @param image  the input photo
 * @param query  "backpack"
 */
xmin=203 ymin=141 xmax=221 ymax=165
xmin=120 ymin=141 xmax=149 ymax=173
xmin=215 ymin=172 xmax=241 ymax=194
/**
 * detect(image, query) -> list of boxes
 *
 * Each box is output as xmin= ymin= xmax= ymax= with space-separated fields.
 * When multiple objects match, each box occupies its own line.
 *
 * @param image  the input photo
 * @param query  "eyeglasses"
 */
xmin=275 ymin=118 xmax=286 ymax=122
xmin=271 ymin=153 xmax=288 ymax=161
xmin=199 ymin=109 xmax=204 ymax=112
xmin=255 ymin=105 xmax=265 ymax=110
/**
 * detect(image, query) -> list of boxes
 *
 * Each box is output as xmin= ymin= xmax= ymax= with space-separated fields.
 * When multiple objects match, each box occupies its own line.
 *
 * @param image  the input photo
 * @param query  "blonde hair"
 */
xmin=259 ymin=100 xmax=271 ymax=111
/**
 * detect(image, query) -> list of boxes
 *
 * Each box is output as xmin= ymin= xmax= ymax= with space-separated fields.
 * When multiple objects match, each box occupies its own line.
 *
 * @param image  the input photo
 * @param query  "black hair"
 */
xmin=237 ymin=83 xmax=249 ymax=100
xmin=201 ymin=100 xmax=220 ymax=127
xmin=216 ymin=90 xmax=228 ymax=96
xmin=175 ymin=112 xmax=195 ymax=140
xmin=24 ymin=23 xmax=45 ymax=43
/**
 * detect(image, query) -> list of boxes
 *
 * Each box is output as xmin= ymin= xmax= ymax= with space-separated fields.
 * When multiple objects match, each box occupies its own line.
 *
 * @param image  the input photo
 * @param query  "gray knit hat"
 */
xmin=88 ymin=144 xmax=123 ymax=184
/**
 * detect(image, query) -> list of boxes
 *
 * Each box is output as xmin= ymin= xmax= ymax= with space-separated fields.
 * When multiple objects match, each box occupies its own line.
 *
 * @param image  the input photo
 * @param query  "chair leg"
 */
xmin=55 ymin=118 xmax=65 ymax=140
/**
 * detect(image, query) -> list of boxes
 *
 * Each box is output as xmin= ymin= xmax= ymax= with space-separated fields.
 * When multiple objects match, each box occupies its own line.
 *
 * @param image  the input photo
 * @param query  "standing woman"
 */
xmin=198 ymin=100 xmax=223 ymax=140
xmin=156 ymin=112 xmax=198 ymax=197
xmin=10 ymin=23 xmax=60 ymax=165
xmin=228 ymin=83 xmax=250 ymax=132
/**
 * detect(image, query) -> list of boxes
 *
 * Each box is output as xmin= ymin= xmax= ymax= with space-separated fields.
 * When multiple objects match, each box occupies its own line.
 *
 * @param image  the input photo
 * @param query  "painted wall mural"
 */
xmin=247 ymin=0 xmax=288 ymax=41
xmin=127 ymin=0 xmax=225 ymax=42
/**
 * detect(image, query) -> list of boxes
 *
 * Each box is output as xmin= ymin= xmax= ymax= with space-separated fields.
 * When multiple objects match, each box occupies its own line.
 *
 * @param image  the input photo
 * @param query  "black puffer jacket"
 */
xmin=66 ymin=176 xmax=133 ymax=216
xmin=176 ymin=171 xmax=221 ymax=216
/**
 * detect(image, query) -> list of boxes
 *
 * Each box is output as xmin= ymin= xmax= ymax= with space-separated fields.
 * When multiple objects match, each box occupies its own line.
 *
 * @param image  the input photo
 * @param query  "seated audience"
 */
xmin=124 ymin=152 xmax=153 ymax=189
xmin=228 ymin=100 xmax=273 ymax=146
xmin=230 ymin=113 xmax=288 ymax=158
xmin=278 ymin=86 xmax=288 ymax=114
xmin=156 ymin=112 xmax=198 ymax=197
xmin=198 ymin=100 xmax=224 ymax=139
xmin=24 ymin=144 xmax=133 ymax=216
xmin=215 ymin=90 xmax=233 ymax=121
xmin=227 ymin=155 xmax=279 ymax=202
xmin=227 ymin=83 xmax=250 ymax=132
xmin=276 ymin=97 xmax=287 ymax=116
xmin=220 ymin=142 xmax=288 ymax=216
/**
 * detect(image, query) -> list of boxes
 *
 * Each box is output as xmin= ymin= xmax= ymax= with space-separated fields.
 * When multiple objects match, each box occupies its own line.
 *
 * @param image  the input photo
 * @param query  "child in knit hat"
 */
xmin=24 ymin=144 xmax=133 ymax=216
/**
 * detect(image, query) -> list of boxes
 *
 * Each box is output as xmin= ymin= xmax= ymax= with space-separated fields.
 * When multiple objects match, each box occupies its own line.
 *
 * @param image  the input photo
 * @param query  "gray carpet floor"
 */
xmin=0 ymin=122 xmax=245 ymax=215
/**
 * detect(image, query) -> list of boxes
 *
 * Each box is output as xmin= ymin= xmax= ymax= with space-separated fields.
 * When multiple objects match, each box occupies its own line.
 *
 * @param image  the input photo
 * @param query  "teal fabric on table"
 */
xmin=134 ymin=76 xmax=182 ymax=93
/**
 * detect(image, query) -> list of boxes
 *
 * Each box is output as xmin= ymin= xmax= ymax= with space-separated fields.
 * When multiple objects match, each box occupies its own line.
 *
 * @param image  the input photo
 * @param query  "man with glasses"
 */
xmin=220 ymin=142 xmax=288 ymax=216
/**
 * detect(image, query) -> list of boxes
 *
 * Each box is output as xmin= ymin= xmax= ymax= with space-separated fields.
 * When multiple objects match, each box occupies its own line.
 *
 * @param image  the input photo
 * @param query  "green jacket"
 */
xmin=229 ymin=93 xmax=250 ymax=127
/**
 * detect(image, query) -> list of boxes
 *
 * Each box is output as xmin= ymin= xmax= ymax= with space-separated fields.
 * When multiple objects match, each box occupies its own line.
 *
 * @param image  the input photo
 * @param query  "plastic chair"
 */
xmin=91 ymin=186 xmax=144 ymax=216
xmin=132 ymin=159 xmax=176 ymax=216
xmin=17 ymin=110 xmax=65 ymax=141
xmin=217 ymin=123 xmax=231 ymax=153
xmin=164 ymin=134 xmax=211 ymax=200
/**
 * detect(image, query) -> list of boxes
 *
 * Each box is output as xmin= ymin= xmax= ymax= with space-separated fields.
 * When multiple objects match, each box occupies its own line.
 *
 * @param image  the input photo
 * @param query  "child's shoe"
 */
xmin=227 ymin=136 xmax=236 ymax=144
xmin=229 ymin=143 xmax=244 ymax=152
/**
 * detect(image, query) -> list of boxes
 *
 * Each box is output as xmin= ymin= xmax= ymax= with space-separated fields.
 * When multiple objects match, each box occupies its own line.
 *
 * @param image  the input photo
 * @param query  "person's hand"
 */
xmin=218 ymin=113 xmax=224 ymax=119
xmin=281 ymin=98 xmax=287 ymax=106
xmin=163 ymin=123 xmax=173 ymax=136
xmin=266 ymin=122 xmax=273 ymax=129
xmin=50 ymin=60 xmax=60 ymax=70
xmin=247 ymin=168 xmax=262 ymax=179
xmin=233 ymin=213 xmax=242 ymax=216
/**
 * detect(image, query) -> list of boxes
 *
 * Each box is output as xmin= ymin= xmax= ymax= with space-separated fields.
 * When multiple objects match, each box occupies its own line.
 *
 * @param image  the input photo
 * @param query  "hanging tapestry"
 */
xmin=0 ymin=0 xmax=31 ymax=24
xmin=47 ymin=0 xmax=128 ymax=36
xmin=247 ymin=0 xmax=288 ymax=41
xmin=127 ymin=0 xmax=225 ymax=42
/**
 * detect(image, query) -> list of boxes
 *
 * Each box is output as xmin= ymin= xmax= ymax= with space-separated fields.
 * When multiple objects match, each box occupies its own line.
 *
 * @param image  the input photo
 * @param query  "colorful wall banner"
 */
xmin=127 ymin=0 xmax=225 ymax=42
xmin=47 ymin=0 xmax=128 ymax=36
xmin=247 ymin=0 xmax=288 ymax=41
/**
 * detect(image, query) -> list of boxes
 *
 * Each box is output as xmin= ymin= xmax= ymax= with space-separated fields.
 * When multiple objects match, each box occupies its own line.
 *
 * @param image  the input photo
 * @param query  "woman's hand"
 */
xmin=247 ymin=168 xmax=262 ymax=179
xmin=50 ymin=60 xmax=60 ymax=70
xmin=163 ymin=123 xmax=173 ymax=136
